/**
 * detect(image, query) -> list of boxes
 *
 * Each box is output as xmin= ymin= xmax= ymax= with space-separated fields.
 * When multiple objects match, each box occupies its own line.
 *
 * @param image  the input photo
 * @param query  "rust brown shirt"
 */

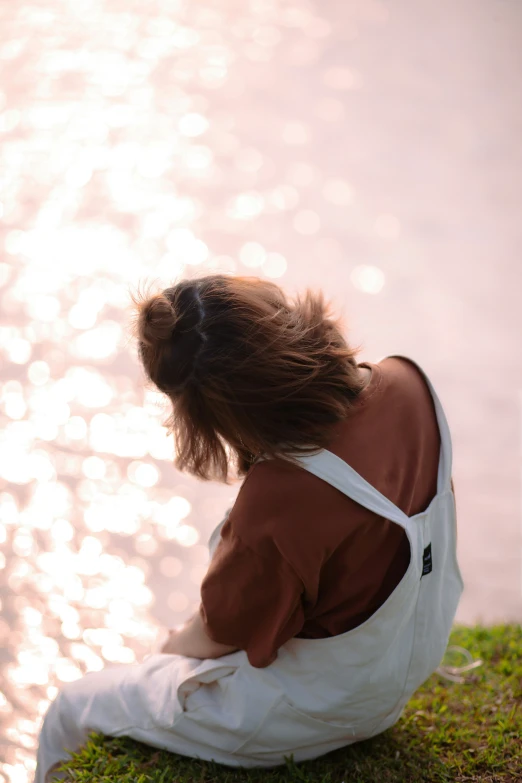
xmin=200 ymin=356 xmax=445 ymax=668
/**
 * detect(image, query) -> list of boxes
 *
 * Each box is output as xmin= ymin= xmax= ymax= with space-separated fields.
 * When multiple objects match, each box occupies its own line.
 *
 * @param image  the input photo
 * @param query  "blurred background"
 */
xmin=0 ymin=0 xmax=521 ymax=779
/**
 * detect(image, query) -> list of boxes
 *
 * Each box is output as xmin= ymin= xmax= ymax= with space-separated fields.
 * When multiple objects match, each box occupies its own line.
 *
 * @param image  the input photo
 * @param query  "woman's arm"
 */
xmin=160 ymin=608 xmax=239 ymax=659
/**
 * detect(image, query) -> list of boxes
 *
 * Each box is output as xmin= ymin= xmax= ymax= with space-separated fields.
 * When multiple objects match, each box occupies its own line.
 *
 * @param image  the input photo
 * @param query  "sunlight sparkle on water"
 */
xmin=0 ymin=0 xmax=392 ymax=774
xmin=239 ymin=241 xmax=266 ymax=268
xmin=350 ymin=265 xmax=386 ymax=294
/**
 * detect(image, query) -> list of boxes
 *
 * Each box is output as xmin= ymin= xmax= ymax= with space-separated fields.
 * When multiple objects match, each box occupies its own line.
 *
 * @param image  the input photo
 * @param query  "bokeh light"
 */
xmin=1 ymin=0 xmax=520 ymax=779
xmin=350 ymin=265 xmax=386 ymax=294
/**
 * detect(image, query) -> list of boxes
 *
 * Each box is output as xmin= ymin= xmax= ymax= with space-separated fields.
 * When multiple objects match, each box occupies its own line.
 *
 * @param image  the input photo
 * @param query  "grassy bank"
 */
xmin=52 ymin=624 xmax=521 ymax=783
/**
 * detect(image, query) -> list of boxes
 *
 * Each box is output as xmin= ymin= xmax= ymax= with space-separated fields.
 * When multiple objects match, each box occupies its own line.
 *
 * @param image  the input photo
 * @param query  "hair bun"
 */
xmin=137 ymin=292 xmax=177 ymax=346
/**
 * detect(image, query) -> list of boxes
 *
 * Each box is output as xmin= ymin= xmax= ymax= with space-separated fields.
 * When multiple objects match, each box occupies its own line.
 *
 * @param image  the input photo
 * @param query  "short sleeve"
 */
xmin=199 ymin=520 xmax=305 ymax=668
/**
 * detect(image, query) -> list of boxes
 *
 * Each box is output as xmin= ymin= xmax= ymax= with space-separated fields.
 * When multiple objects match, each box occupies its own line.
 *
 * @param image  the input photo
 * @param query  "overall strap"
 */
xmin=381 ymin=355 xmax=453 ymax=494
xmin=270 ymin=354 xmax=452 ymax=526
xmin=294 ymin=449 xmax=411 ymax=529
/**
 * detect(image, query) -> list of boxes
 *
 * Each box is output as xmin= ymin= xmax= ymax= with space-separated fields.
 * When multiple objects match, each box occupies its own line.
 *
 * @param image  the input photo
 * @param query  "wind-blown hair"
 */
xmin=130 ymin=274 xmax=366 ymax=484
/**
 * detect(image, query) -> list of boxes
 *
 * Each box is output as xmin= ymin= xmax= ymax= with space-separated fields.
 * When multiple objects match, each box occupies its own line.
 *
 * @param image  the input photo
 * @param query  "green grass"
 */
xmin=52 ymin=625 xmax=522 ymax=783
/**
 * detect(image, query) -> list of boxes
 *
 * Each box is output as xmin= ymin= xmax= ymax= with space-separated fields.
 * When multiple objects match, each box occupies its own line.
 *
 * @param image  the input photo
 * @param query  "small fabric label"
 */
xmin=422 ymin=543 xmax=433 ymax=577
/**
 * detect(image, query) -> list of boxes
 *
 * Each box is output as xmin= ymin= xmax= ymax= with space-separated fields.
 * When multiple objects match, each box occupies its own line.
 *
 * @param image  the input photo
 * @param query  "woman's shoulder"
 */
xmin=229 ymin=453 xmax=358 ymax=552
xmin=239 ymin=455 xmax=331 ymax=505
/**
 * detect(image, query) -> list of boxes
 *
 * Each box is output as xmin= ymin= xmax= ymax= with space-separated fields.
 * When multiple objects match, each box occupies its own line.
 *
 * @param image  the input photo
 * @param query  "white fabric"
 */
xmin=35 ymin=354 xmax=464 ymax=781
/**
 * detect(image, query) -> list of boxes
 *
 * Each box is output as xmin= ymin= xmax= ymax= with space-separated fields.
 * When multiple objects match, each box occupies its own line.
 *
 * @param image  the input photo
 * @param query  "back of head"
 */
xmin=131 ymin=274 xmax=365 ymax=484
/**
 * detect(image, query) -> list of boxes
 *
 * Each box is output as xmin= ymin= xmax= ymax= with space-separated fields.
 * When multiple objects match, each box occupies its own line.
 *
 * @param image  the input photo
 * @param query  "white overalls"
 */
xmin=35 ymin=354 xmax=464 ymax=782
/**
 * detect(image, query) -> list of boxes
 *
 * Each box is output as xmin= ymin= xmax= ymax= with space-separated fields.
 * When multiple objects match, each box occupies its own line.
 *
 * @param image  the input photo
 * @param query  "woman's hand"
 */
xmin=160 ymin=608 xmax=239 ymax=660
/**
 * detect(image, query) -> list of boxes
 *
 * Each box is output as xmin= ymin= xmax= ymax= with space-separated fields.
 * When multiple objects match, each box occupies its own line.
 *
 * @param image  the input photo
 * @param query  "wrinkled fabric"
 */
xmin=35 ymin=354 xmax=463 ymax=781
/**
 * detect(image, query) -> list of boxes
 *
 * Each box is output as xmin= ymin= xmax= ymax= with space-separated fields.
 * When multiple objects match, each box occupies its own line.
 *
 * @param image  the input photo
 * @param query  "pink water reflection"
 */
xmin=1 ymin=0 xmax=522 ymax=779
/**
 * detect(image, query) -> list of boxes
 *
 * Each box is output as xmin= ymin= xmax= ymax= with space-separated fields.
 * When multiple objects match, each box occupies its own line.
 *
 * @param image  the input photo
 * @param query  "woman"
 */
xmin=35 ymin=274 xmax=463 ymax=781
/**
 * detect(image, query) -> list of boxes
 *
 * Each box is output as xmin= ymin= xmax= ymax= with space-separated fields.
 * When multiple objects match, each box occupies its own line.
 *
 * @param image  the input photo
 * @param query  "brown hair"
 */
xmin=130 ymin=274 xmax=366 ymax=484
